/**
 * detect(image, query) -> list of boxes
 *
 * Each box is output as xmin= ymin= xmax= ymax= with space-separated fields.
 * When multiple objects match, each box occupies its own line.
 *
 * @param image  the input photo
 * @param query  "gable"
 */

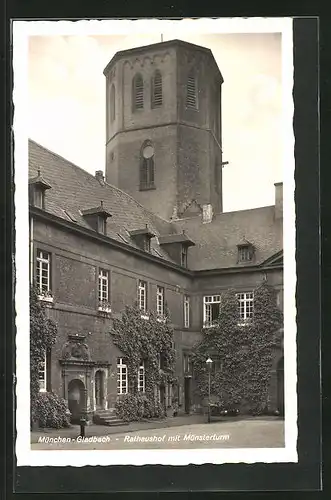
xmin=260 ymin=250 xmax=283 ymax=268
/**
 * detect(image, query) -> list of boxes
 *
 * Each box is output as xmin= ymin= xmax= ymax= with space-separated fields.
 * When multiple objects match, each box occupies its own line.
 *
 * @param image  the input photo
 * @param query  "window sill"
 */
xmin=203 ymin=323 xmax=217 ymax=329
xmin=139 ymin=184 xmax=156 ymax=191
xmin=141 ymin=314 xmax=150 ymax=320
xmin=37 ymin=295 xmax=54 ymax=303
xmin=156 ymin=316 xmax=166 ymax=323
xmin=237 ymin=321 xmax=252 ymax=327
xmin=98 ymin=306 xmax=112 ymax=314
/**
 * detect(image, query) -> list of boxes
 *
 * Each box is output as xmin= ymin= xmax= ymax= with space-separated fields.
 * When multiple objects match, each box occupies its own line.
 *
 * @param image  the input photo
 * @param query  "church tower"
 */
xmin=104 ymin=39 xmax=224 ymax=221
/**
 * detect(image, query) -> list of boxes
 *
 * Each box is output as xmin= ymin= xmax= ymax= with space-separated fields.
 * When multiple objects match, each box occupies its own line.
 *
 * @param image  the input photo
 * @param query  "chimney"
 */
xmin=95 ymin=170 xmax=105 ymax=185
xmin=274 ymin=182 xmax=283 ymax=219
xmin=202 ymin=204 xmax=213 ymax=224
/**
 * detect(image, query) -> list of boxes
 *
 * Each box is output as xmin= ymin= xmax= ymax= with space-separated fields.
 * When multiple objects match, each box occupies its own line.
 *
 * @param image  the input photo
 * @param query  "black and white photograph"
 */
xmin=14 ymin=18 xmax=297 ymax=466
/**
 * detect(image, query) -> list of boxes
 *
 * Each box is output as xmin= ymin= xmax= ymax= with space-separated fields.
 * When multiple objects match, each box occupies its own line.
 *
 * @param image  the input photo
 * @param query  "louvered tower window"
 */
xmin=186 ymin=70 xmax=197 ymax=109
xmin=110 ymin=84 xmax=115 ymax=122
xmin=140 ymin=142 xmax=155 ymax=190
xmin=133 ymin=73 xmax=144 ymax=110
xmin=152 ymin=70 xmax=162 ymax=108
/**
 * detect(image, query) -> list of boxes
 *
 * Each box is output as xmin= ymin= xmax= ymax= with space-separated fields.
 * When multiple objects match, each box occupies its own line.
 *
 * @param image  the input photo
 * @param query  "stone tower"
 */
xmin=104 ymin=39 xmax=224 ymax=221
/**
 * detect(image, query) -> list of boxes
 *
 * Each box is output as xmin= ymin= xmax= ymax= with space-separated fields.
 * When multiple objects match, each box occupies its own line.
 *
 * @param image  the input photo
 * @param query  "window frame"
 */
xmin=138 ymin=280 xmax=147 ymax=312
xmin=181 ymin=245 xmax=188 ymax=267
xmin=138 ymin=360 xmax=146 ymax=393
xmin=98 ymin=268 xmax=110 ymax=304
xmin=237 ymin=291 xmax=254 ymax=323
xmin=203 ymin=295 xmax=221 ymax=327
xmin=34 ymin=188 xmax=44 ymax=209
xmin=38 ymin=351 xmax=47 ymax=392
xmin=184 ymin=295 xmax=190 ymax=328
xmin=156 ymin=285 xmax=165 ymax=317
xmin=36 ymin=249 xmax=51 ymax=295
xmin=238 ymin=244 xmax=253 ymax=263
xmin=117 ymin=357 xmax=128 ymax=395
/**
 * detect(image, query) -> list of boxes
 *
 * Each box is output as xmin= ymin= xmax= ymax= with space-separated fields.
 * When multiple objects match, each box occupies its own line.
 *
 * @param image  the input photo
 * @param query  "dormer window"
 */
xmin=158 ymin=232 xmax=195 ymax=267
xmin=237 ymin=240 xmax=254 ymax=263
xmin=29 ymin=168 xmax=52 ymax=209
xmin=81 ymin=201 xmax=111 ymax=235
xmin=129 ymin=226 xmax=155 ymax=253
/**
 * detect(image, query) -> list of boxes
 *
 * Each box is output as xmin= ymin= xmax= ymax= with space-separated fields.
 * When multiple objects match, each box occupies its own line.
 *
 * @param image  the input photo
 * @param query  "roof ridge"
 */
xmin=29 ymin=138 xmax=173 ymax=229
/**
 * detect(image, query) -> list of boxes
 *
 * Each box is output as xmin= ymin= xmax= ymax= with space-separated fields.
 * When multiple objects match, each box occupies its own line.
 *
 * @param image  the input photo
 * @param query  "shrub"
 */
xmin=115 ymin=393 xmax=166 ymax=421
xmin=34 ymin=392 xmax=70 ymax=429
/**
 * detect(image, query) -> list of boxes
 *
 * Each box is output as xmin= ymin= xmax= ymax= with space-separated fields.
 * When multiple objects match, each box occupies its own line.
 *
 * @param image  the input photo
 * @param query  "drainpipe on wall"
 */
xmin=29 ymin=216 xmax=34 ymax=283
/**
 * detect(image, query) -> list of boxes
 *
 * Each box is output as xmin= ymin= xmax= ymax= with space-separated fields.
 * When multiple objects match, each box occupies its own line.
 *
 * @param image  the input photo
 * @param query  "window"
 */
xmin=184 ymin=295 xmax=190 ymax=328
xmin=140 ymin=142 xmax=155 ymax=190
xmin=186 ymin=70 xmax=197 ymax=109
xmin=138 ymin=361 xmax=145 ymax=392
xmin=138 ymin=280 xmax=147 ymax=312
xmin=98 ymin=217 xmax=107 ymax=235
xmin=237 ymin=292 xmax=254 ymax=322
xmin=39 ymin=351 xmax=47 ymax=392
xmin=181 ymin=245 xmax=188 ymax=267
xmin=183 ymin=353 xmax=192 ymax=374
xmin=238 ymin=245 xmax=253 ymax=263
xmin=36 ymin=249 xmax=51 ymax=294
xmin=144 ymin=237 xmax=151 ymax=253
xmin=34 ymin=189 xmax=44 ymax=209
xmin=203 ymin=295 xmax=221 ymax=327
xmin=98 ymin=269 xmax=109 ymax=303
xmin=117 ymin=358 xmax=128 ymax=394
xmin=110 ymin=84 xmax=115 ymax=122
xmin=156 ymin=286 xmax=165 ymax=316
xmin=133 ymin=73 xmax=144 ymax=110
xmin=152 ymin=70 xmax=162 ymax=108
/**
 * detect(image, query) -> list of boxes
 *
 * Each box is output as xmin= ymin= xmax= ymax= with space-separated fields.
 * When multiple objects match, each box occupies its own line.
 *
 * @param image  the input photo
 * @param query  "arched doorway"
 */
xmin=95 ymin=370 xmax=104 ymax=409
xmin=68 ymin=379 xmax=86 ymax=423
xmin=277 ymin=357 xmax=284 ymax=416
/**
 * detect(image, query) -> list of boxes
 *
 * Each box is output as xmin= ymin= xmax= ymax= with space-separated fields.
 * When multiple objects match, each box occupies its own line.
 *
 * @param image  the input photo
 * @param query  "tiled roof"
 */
xmin=28 ymin=140 xmax=175 ymax=263
xmin=29 ymin=140 xmax=282 ymax=271
xmin=171 ymin=209 xmax=283 ymax=271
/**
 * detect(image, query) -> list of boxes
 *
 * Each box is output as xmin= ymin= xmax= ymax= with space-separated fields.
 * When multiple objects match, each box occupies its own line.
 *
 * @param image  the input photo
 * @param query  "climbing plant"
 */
xmin=111 ymin=305 xmax=176 ymax=420
xmin=192 ymin=282 xmax=283 ymax=414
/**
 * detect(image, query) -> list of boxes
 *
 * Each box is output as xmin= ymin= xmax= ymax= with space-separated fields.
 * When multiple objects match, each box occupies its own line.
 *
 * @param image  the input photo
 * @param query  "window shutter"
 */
xmin=152 ymin=70 xmax=162 ymax=107
xmin=186 ymin=71 xmax=197 ymax=109
xmin=134 ymin=74 xmax=144 ymax=110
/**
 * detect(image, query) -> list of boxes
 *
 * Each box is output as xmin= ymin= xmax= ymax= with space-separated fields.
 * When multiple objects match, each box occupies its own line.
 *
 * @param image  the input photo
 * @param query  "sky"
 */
xmin=28 ymin=31 xmax=283 ymax=212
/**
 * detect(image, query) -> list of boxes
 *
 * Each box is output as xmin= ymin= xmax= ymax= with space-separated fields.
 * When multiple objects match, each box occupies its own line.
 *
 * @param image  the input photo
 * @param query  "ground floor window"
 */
xmin=138 ymin=361 xmax=145 ymax=392
xmin=38 ymin=352 xmax=47 ymax=392
xmin=117 ymin=358 xmax=128 ymax=394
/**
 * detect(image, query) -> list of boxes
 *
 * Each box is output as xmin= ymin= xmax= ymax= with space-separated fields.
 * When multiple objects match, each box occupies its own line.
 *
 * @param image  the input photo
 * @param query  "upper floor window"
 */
xmin=156 ymin=286 xmax=165 ymax=317
xmin=140 ymin=142 xmax=155 ymax=190
xmin=183 ymin=353 xmax=192 ymax=375
xmin=98 ymin=269 xmax=109 ymax=303
xmin=36 ymin=249 xmax=51 ymax=294
xmin=152 ymin=70 xmax=162 ymax=108
xmin=237 ymin=292 xmax=254 ymax=322
xmin=117 ymin=357 xmax=128 ymax=395
xmin=110 ymin=84 xmax=115 ymax=122
xmin=203 ymin=295 xmax=221 ymax=327
xmin=181 ymin=245 xmax=188 ymax=267
xmin=144 ymin=237 xmax=151 ymax=253
xmin=133 ymin=73 xmax=144 ymax=110
xmin=186 ymin=70 xmax=197 ymax=109
xmin=138 ymin=360 xmax=146 ymax=392
xmin=34 ymin=189 xmax=44 ymax=209
xmin=138 ymin=280 xmax=147 ymax=312
xmin=98 ymin=216 xmax=107 ymax=235
xmin=184 ymin=295 xmax=190 ymax=328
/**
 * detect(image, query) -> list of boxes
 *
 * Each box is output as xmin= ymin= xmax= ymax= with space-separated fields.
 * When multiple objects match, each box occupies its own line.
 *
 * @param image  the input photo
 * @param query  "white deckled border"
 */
xmin=14 ymin=17 xmax=296 ymax=467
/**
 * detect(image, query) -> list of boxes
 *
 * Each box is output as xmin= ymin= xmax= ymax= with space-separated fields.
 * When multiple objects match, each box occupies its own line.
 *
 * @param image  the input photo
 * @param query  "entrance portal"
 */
xmin=68 ymin=379 xmax=86 ymax=423
xmin=184 ymin=377 xmax=191 ymax=414
xmin=95 ymin=370 xmax=104 ymax=409
xmin=277 ymin=357 xmax=284 ymax=416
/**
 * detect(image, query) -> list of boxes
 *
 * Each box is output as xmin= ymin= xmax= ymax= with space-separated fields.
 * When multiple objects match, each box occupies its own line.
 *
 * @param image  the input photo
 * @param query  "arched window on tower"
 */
xmin=133 ymin=73 xmax=144 ymax=111
xmin=151 ymin=70 xmax=162 ymax=108
xmin=186 ymin=70 xmax=197 ymax=109
xmin=110 ymin=84 xmax=115 ymax=122
xmin=140 ymin=141 xmax=155 ymax=190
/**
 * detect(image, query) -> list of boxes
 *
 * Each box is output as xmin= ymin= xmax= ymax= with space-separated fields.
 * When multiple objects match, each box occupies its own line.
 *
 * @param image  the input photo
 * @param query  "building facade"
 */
xmin=29 ymin=39 xmax=284 ymax=423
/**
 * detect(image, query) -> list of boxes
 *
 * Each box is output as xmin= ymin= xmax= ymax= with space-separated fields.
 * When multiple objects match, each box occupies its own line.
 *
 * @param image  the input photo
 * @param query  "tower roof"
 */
xmin=103 ymin=39 xmax=223 ymax=82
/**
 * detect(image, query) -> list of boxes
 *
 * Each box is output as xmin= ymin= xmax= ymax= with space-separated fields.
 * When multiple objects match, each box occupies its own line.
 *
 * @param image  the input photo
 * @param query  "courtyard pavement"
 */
xmin=31 ymin=416 xmax=284 ymax=450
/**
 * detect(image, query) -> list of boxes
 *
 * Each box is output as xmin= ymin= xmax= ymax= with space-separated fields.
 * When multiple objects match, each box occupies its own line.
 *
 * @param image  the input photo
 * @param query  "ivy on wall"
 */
xmin=192 ymin=282 xmax=283 ymax=414
xmin=110 ymin=306 xmax=177 ymax=419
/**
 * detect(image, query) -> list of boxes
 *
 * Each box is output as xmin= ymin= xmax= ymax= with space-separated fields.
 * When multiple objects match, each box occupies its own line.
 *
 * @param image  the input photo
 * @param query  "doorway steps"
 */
xmin=93 ymin=409 xmax=127 ymax=427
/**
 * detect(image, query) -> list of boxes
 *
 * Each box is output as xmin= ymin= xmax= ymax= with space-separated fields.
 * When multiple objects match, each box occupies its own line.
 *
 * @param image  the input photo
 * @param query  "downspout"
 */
xmin=29 ymin=215 xmax=34 ymax=284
